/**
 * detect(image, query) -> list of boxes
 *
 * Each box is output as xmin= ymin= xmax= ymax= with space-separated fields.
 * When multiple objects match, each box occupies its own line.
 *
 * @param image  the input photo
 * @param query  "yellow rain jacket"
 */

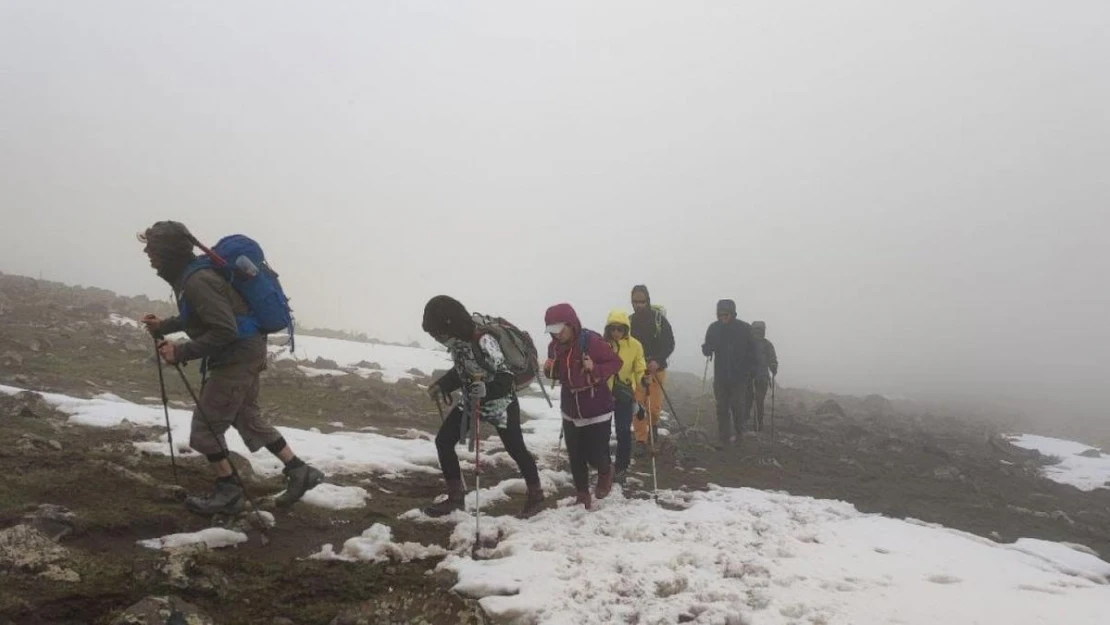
xmin=604 ymin=309 xmax=647 ymax=391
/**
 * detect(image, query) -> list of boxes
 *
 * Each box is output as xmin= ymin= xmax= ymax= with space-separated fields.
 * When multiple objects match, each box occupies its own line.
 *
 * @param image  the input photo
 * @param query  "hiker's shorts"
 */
xmin=189 ymin=366 xmax=281 ymax=456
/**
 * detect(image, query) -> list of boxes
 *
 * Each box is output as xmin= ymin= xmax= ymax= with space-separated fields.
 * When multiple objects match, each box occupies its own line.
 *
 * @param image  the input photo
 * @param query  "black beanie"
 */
xmin=422 ymin=295 xmax=475 ymax=340
xmin=716 ymin=299 xmax=736 ymax=316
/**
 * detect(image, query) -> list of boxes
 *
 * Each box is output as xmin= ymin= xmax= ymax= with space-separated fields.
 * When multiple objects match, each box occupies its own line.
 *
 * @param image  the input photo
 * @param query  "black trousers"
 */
xmin=436 ymin=399 xmax=540 ymax=486
xmin=563 ymin=418 xmax=612 ymax=492
xmin=714 ymin=377 xmax=751 ymax=443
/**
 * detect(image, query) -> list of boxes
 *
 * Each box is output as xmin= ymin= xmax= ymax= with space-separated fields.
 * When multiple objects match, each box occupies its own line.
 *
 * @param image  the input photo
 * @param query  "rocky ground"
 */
xmin=1 ymin=272 xmax=1108 ymax=624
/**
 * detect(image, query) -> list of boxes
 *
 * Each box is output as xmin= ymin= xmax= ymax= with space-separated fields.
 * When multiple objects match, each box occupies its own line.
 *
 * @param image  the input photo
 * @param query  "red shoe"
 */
xmin=575 ymin=490 xmax=592 ymax=510
xmin=595 ymin=468 xmax=614 ymax=500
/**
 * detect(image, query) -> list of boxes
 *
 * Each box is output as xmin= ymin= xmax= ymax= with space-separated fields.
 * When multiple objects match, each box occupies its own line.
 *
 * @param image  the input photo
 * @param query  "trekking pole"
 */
xmin=153 ymin=337 xmax=179 ymax=485
xmin=770 ymin=374 xmax=776 ymax=453
xmin=172 ymin=362 xmax=271 ymax=545
xmin=654 ymin=374 xmax=698 ymax=449
xmin=646 ymin=384 xmax=659 ymax=502
xmin=534 ymin=362 xmax=553 ymax=408
xmin=693 ymin=356 xmax=709 ymax=428
xmin=471 ymin=379 xmax=483 ymax=559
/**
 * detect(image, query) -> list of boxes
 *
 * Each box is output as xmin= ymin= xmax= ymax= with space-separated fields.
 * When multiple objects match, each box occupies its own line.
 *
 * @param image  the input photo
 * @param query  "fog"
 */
xmin=1 ymin=1 xmax=1108 ymax=427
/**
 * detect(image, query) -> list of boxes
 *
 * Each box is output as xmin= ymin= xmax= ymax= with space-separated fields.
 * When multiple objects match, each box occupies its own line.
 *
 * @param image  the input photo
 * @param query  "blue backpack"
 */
xmin=178 ymin=234 xmax=295 ymax=349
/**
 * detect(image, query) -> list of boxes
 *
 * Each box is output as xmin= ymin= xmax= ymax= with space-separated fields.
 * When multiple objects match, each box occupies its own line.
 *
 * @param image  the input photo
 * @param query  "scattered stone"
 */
xmin=99 ymin=461 xmax=188 ymax=501
xmin=21 ymin=504 xmax=85 ymax=541
xmin=155 ymin=545 xmax=231 ymax=596
xmin=406 ymin=367 xmax=426 ymax=377
xmin=4 ymin=390 xmax=54 ymax=418
xmin=1076 ymin=448 xmax=1101 ymax=459
xmin=354 ymin=360 xmax=382 ymax=370
xmin=815 ymin=399 xmax=845 ymax=418
xmin=110 ymin=595 xmax=215 ymax=625
xmin=933 ymin=466 xmax=961 ymax=481
xmin=0 ymin=350 xmax=22 ymax=366
xmin=0 ymin=525 xmax=81 ymax=582
xmin=329 ymin=592 xmax=489 ymax=625
xmin=312 ymin=357 xmax=341 ymax=370
xmin=47 ymin=439 xmax=63 ymax=451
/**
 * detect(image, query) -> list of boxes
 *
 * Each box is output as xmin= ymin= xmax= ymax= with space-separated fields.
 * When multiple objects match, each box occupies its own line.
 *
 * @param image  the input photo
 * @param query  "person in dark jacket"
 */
xmin=701 ymin=299 xmax=757 ymax=448
xmin=138 ymin=221 xmax=323 ymax=515
xmin=628 ymin=285 xmax=675 ymax=451
xmin=748 ymin=320 xmax=779 ymax=432
xmin=422 ymin=296 xmax=545 ymax=519
xmin=544 ymin=303 xmax=623 ymax=509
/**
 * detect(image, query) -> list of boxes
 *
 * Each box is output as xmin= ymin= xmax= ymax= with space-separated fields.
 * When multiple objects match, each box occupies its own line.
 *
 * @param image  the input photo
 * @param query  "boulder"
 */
xmin=110 ymin=595 xmax=215 ymax=625
xmin=0 ymin=524 xmax=81 ymax=582
xmin=21 ymin=504 xmax=85 ymax=541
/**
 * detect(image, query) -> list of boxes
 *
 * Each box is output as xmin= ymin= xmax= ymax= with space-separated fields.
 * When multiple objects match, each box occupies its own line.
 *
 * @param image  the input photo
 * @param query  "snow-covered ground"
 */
xmin=1007 ymin=434 xmax=1110 ymax=491
xmin=270 ymin=334 xmax=452 ymax=383
xmin=6 ymin=331 xmax=1110 ymax=624
xmin=436 ymin=486 xmax=1110 ymax=625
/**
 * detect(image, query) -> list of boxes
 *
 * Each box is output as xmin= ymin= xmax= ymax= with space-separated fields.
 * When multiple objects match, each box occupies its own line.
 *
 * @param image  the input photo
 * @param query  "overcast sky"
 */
xmin=1 ymin=1 xmax=1107 ymax=422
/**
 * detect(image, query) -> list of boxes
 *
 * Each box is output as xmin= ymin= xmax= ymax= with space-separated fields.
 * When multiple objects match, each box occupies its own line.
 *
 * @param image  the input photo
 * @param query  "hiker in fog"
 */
xmin=421 ymin=295 xmax=545 ymax=519
xmin=628 ymin=285 xmax=675 ymax=453
xmin=749 ymin=321 xmax=779 ymax=432
xmin=604 ymin=309 xmax=646 ymax=484
xmin=544 ymin=303 xmax=623 ymax=509
xmin=701 ymin=299 xmax=757 ymax=448
xmin=137 ymin=221 xmax=324 ymax=515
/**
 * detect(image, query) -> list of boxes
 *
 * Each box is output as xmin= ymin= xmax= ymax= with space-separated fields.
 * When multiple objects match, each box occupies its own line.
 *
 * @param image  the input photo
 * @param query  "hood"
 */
xmin=716 ymin=299 xmax=737 ymax=317
xmin=139 ymin=221 xmax=196 ymax=286
xmin=544 ymin=303 xmax=582 ymax=334
xmin=605 ymin=309 xmax=631 ymax=331
xmin=752 ymin=320 xmax=766 ymax=338
xmin=422 ymin=295 xmax=475 ymax=340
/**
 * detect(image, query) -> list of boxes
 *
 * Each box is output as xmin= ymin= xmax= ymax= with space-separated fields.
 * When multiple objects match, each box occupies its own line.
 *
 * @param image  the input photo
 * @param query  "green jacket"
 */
xmin=159 ymin=268 xmax=266 ymax=372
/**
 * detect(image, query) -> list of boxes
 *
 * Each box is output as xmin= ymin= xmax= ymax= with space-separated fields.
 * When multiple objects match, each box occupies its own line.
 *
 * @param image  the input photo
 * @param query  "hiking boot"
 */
xmin=595 ymin=468 xmax=614 ymax=500
xmin=424 ymin=478 xmax=466 ymax=518
xmin=634 ymin=441 xmax=648 ymax=458
xmin=614 ymin=468 xmax=627 ymax=486
xmin=575 ymin=490 xmax=592 ymax=510
xmin=517 ymin=483 xmax=545 ymax=519
xmin=276 ymin=464 xmax=325 ymax=507
xmin=185 ymin=478 xmax=244 ymax=516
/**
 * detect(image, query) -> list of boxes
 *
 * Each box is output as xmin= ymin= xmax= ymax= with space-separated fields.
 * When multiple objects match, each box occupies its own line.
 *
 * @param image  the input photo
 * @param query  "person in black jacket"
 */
xmin=701 ymin=299 xmax=757 ymax=448
xmin=421 ymin=296 xmax=544 ymax=519
xmin=628 ymin=285 xmax=675 ymax=451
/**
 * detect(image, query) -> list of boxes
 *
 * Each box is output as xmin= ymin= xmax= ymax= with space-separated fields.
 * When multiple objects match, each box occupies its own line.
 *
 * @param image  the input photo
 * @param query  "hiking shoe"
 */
xmin=575 ymin=490 xmax=592 ymax=510
xmin=517 ymin=484 xmax=545 ymax=519
xmin=595 ymin=468 xmax=614 ymax=500
xmin=614 ymin=468 xmax=628 ymax=486
xmin=275 ymin=464 xmax=325 ymax=507
xmin=185 ymin=479 xmax=244 ymax=516
xmin=424 ymin=478 xmax=466 ymax=518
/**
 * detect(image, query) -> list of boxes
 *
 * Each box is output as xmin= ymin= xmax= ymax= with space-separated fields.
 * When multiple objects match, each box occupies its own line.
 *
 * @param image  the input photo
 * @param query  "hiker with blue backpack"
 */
xmin=138 ymin=221 xmax=324 ymax=516
xmin=544 ymin=303 xmax=623 ymax=509
xmin=421 ymin=295 xmax=546 ymax=520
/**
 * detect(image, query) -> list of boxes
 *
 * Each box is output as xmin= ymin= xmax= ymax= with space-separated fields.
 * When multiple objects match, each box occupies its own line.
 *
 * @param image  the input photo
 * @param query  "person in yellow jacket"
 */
xmin=604 ymin=309 xmax=646 ymax=484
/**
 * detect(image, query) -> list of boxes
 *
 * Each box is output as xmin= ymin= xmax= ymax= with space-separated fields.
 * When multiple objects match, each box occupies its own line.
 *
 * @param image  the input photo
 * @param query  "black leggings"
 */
xmin=563 ymin=418 xmax=612 ymax=492
xmin=436 ymin=399 xmax=540 ymax=486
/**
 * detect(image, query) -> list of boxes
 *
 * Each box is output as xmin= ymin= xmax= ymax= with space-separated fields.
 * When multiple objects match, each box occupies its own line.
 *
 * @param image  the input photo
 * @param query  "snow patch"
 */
xmin=137 ymin=527 xmax=247 ymax=551
xmin=1007 ymin=434 xmax=1110 ymax=491
xmin=298 ymin=483 xmax=371 ymax=510
xmin=437 ymin=485 xmax=1110 ymax=625
xmin=309 ymin=523 xmax=447 ymax=563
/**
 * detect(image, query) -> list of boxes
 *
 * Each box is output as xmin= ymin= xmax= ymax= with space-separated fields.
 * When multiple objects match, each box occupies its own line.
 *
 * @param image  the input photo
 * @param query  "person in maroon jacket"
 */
xmin=543 ymin=303 xmax=623 ymax=509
